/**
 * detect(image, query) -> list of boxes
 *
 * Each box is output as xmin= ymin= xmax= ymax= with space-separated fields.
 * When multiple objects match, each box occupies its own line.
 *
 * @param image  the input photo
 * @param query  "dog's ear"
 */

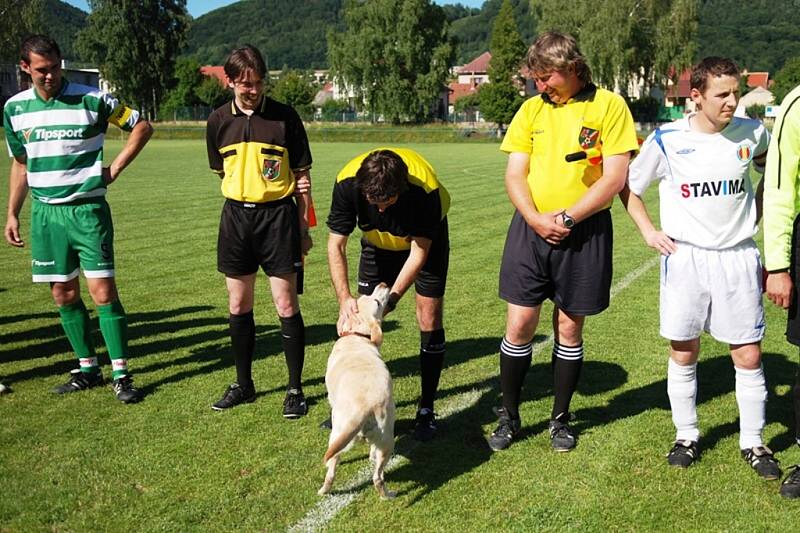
xmin=369 ymin=319 xmax=383 ymax=346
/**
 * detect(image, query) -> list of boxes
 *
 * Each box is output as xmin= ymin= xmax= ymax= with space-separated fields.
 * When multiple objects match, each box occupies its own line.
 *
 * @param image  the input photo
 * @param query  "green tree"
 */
xmin=76 ymin=0 xmax=189 ymax=119
xmin=533 ymin=0 xmax=698 ymax=93
xmin=328 ymin=0 xmax=455 ymax=124
xmin=159 ymin=57 xmax=204 ymax=119
xmin=479 ymin=0 xmax=525 ymax=128
xmin=270 ymin=70 xmax=317 ymax=118
xmin=196 ymin=76 xmax=229 ymax=109
xmin=320 ymin=98 xmax=352 ymax=121
xmin=0 ymin=0 xmax=43 ymax=62
xmin=772 ymin=57 xmax=800 ymax=104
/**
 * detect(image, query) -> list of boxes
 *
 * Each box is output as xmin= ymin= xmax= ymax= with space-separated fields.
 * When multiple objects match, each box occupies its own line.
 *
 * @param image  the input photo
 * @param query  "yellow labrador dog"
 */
xmin=319 ymin=283 xmax=395 ymax=499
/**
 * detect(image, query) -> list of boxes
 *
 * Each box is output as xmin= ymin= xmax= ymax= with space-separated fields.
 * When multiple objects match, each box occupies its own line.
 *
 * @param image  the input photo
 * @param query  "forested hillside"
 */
xmin=697 ymin=0 xmax=800 ymax=74
xmin=182 ymin=0 xmax=344 ymax=68
xmin=45 ymin=0 xmax=800 ymax=75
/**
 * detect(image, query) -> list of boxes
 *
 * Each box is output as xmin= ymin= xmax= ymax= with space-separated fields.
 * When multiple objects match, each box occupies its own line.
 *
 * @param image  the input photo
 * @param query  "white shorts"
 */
xmin=659 ymin=240 xmax=765 ymax=344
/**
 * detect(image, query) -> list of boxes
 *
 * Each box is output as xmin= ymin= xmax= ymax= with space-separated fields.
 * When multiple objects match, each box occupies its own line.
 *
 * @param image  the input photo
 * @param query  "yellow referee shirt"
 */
xmin=501 ymin=84 xmax=639 ymax=213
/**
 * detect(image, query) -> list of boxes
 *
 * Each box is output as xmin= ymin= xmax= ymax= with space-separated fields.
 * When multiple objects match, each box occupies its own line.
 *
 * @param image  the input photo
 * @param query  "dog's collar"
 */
xmin=340 ymin=331 xmax=372 ymax=339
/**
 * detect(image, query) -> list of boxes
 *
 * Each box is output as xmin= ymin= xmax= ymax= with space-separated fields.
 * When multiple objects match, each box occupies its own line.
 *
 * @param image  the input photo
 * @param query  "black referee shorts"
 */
xmin=786 ymin=213 xmax=800 ymax=345
xmin=217 ymin=198 xmax=301 ymax=277
xmin=499 ymin=209 xmax=613 ymax=315
xmin=358 ymin=218 xmax=449 ymax=298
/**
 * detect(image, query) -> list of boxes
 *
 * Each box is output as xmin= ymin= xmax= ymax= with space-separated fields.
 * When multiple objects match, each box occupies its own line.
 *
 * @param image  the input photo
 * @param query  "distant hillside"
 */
xmin=697 ymin=0 xmax=800 ymax=74
xmin=183 ymin=0 xmax=344 ymax=68
xmin=448 ymin=0 xmax=535 ymax=65
xmin=44 ymin=0 xmax=88 ymax=61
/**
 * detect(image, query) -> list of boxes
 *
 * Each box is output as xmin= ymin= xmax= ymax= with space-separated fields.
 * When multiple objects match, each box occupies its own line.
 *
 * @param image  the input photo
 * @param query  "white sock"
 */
xmin=735 ymin=365 xmax=767 ymax=450
xmin=668 ymin=358 xmax=699 ymax=442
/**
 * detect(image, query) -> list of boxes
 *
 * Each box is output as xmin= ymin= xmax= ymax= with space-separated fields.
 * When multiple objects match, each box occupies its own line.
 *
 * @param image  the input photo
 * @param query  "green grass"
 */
xmin=1 ymin=140 xmax=799 ymax=531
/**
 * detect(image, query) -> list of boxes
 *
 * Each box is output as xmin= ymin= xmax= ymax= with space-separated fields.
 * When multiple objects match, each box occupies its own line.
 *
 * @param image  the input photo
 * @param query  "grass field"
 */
xmin=1 ymin=139 xmax=799 ymax=531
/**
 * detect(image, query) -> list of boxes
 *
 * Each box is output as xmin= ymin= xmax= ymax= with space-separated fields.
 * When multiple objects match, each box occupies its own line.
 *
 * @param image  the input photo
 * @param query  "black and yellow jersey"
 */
xmin=327 ymin=148 xmax=450 ymax=251
xmin=206 ymin=96 xmax=312 ymax=203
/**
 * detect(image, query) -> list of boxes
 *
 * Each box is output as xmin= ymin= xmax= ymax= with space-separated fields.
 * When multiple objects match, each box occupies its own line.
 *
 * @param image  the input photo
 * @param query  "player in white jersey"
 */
xmin=622 ymin=57 xmax=782 ymax=479
xmin=3 ymin=35 xmax=152 ymax=403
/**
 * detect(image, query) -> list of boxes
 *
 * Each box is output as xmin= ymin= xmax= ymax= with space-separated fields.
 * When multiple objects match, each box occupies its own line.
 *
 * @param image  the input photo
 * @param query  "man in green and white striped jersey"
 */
xmin=3 ymin=35 xmax=153 ymax=403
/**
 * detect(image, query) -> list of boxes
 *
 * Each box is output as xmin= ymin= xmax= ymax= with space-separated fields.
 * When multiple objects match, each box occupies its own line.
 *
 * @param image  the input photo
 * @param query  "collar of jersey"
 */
xmin=33 ymin=77 xmax=69 ymax=104
xmin=230 ymin=95 xmax=267 ymax=116
xmin=541 ymin=82 xmax=597 ymax=106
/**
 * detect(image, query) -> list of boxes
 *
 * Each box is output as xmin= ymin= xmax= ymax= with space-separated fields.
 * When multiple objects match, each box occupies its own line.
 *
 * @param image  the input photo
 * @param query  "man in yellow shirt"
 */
xmin=489 ymin=32 xmax=639 ymax=452
xmin=763 ymin=82 xmax=800 ymax=499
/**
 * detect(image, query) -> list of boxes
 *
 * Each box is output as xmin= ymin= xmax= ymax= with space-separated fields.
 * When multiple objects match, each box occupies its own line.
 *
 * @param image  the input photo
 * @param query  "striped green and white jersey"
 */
xmin=3 ymin=79 xmax=140 ymax=204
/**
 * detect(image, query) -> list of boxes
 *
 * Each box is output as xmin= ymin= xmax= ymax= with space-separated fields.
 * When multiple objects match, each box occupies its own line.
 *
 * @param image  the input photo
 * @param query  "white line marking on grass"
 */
xmin=289 ymin=257 xmax=659 ymax=532
xmin=287 ymin=388 xmax=488 ymax=533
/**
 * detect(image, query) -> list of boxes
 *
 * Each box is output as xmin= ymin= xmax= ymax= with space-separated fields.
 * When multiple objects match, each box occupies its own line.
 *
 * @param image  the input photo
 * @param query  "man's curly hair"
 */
xmin=356 ymin=150 xmax=409 ymax=202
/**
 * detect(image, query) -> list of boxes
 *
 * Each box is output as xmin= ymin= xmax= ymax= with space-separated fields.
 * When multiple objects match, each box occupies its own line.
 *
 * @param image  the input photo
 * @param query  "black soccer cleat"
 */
xmin=780 ymin=465 xmax=800 ymax=499
xmin=0 ymin=380 xmax=10 ymax=395
xmin=283 ymin=388 xmax=308 ymax=419
xmin=212 ymin=382 xmax=256 ymax=411
xmin=412 ymin=408 xmax=437 ymax=441
xmin=488 ymin=407 xmax=520 ymax=451
xmin=52 ymin=368 xmax=104 ymax=394
xmin=548 ymin=416 xmax=577 ymax=452
xmin=666 ymin=440 xmax=699 ymax=468
xmin=113 ymin=375 xmax=143 ymax=404
xmin=741 ymin=445 xmax=781 ymax=480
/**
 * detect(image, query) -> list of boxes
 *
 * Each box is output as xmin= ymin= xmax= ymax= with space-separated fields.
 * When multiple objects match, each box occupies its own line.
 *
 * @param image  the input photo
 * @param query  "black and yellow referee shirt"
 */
xmin=206 ymin=96 xmax=312 ymax=203
xmin=327 ymin=148 xmax=450 ymax=251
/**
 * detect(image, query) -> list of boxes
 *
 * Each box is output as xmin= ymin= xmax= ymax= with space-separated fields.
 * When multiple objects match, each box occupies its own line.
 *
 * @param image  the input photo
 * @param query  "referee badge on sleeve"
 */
xmin=263 ymin=159 xmax=281 ymax=180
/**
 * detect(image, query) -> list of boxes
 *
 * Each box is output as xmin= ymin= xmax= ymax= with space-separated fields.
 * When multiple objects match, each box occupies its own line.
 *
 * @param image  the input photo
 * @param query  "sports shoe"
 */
xmin=283 ymin=388 xmax=308 ymax=419
xmin=412 ymin=408 xmax=437 ymax=441
xmin=780 ymin=465 xmax=800 ymax=499
xmin=741 ymin=445 xmax=781 ymax=480
xmin=488 ymin=407 xmax=520 ymax=451
xmin=666 ymin=440 xmax=699 ymax=468
xmin=52 ymin=369 xmax=103 ymax=394
xmin=549 ymin=417 xmax=576 ymax=452
xmin=0 ymin=381 xmax=10 ymax=395
xmin=212 ymin=382 xmax=256 ymax=411
xmin=112 ymin=375 xmax=143 ymax=404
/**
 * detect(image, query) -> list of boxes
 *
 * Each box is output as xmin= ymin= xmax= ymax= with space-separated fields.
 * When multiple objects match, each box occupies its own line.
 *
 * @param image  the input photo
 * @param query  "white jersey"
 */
xmin=628 ymin=115 xmax=769 ymax=249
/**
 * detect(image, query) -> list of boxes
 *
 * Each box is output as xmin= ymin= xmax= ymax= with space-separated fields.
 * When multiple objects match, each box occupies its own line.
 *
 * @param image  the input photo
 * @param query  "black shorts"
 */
xmin=358 ymin=218 xmax=449 ymax=298
xmin=786 ymin=214 xmax=800 ymax=345
xmin=217 ymin=198 xmax=301 ymax=277
xmin=499 ymin=209 xmax=613 ymax=315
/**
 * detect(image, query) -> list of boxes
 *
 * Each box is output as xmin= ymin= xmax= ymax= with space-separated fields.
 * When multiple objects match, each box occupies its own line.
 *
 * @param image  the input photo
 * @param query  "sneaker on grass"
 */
xmin=412 ymin=408 xmax=437 ymax=441
xmin=52 ymin=369 xmax=103 ymax=394
xmin=113 ymin=375 xmax=143 ymax=404
xmin=283 ymin=388 xmax=308 ymax=419
xmin=780 ymin=465 xmax=800 ymax=499
xmin=741 ymin=445 xmax=781 ymax=480
xmin=666 ymin=440 xmax=699 ymax=468
xmin=488 ymin=407 xmax=520 ymax=451
xmin=0 ymin=380 xmax=10 ymax=395
xmin=548 ymin=417 xmax=576 ymax=452
xmin=212 ymin=382 xmax=256 ymax=411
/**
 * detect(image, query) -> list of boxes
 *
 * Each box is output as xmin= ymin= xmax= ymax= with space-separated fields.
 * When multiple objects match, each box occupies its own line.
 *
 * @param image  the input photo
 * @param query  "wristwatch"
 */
xmin=560 ymin=211 xmax=576 ymax=229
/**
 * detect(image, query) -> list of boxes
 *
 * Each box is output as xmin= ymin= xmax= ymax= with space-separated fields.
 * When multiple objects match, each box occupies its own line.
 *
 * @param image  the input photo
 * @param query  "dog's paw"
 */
xmin=318 ymin=486 xmax=330 ymax=496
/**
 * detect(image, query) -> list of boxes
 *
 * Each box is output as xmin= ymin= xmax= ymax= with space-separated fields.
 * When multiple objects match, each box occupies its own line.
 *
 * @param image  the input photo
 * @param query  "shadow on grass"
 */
xmin=359 ymin=335 xmax=628 ymax=504
xmin=1 ymin=305 xmax=342 ymax=396
xmin=571 ymin=351 xmax=799 ymax=454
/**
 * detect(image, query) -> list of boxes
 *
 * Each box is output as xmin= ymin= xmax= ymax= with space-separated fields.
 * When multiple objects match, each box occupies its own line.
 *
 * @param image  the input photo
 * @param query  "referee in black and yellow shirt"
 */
xmin=206 ymin=45 xmax=314 ymax=417
xmin=327 ymin=148 xmax=450 ymax=441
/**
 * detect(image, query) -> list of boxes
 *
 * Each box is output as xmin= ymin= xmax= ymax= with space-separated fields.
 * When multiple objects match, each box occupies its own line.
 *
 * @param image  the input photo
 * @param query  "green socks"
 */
xmin=97 ymin=301 xmax=129 ymax=380
xmin=58 ymin=300 xmax=99 ymax=373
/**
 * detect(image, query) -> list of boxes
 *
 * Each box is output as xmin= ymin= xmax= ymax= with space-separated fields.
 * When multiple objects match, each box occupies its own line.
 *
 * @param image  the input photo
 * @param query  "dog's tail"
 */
xmin=323 ymin=417 xmax=363 ymax=464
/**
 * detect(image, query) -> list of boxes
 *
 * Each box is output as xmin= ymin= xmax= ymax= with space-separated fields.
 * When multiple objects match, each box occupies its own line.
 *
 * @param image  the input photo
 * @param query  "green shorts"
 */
xmin=30 ymin=199 xmax=115 ymax=283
